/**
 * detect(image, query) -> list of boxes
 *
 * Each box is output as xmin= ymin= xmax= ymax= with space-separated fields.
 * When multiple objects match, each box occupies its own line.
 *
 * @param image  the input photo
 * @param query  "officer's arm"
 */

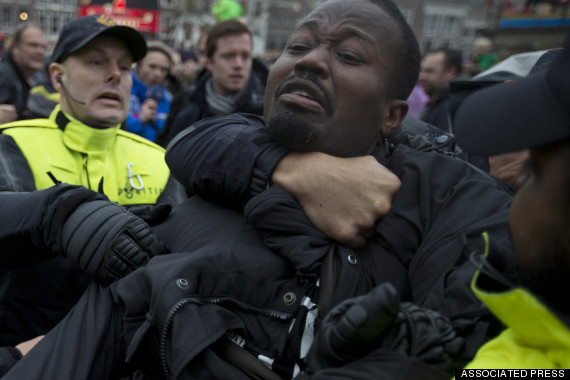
xmin=165 ymin=114 xmax=400 ymax=248
xmin=3 ymin=283 xmax=128 ymax=379
xmin=0 ymin=185 xmax=167 ymax=284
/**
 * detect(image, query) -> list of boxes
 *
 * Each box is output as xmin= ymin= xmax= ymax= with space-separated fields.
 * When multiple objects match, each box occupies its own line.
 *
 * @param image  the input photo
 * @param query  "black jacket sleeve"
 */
xmin=0 ymin=347 xmax=22 ymax=377
xmin=0 ymin=134 xmax=36 ymax=192
xmin=0 ymin=62 xmax=16 ymax=105
xmin=2 ymin=282 xmax=127 ymax=380
xmin=0 ymin=185 xmax=106 ymax=267
xmin=165 ymin=113 xmax=290 ymax=208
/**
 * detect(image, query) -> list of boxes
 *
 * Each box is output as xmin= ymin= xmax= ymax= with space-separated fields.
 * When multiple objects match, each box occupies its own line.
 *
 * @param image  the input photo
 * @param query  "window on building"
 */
xmin=51 ymin=14 xmax=58 ymax=34
xmin=443 ymin=16 xmax=457 ymax=35
xmin=424 ymin=15 xmax=438 ymax=33
xmin=161 ymin=15 xmax=173 ymax=35
xmin=38 ymin=14 xmax=46 ymax=30
xmin=2 ymin=7 xmax=11 ymax=28
xmin=271 ymin=7 xmax=295 ymax=26
xmin=423 ymin=39 xmax=434 ymax=53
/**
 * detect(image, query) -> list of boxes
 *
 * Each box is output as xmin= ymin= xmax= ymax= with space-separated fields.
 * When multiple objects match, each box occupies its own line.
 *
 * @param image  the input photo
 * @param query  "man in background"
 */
xmin=126 ymin=41 xmax=173 ymax=142
xmin=419 ymin=47 xmax=463 ymax=132
xmin=0 ymin=23 xmax=48 ymax=123
xmin=156 ymin=19 xmax=266 ymax=147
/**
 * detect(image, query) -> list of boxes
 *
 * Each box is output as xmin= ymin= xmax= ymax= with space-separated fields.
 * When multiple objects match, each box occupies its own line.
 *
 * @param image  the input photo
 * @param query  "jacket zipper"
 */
xmin=82 ymin=153 xmax=91 ymax=189
xmin=160 ymin=296 xmax=291 ymax=379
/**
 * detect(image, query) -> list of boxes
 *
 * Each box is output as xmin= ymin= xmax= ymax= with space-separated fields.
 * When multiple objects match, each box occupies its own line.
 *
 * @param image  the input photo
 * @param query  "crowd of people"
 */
xmin=0 ymin=0 xmax=568 ymax=378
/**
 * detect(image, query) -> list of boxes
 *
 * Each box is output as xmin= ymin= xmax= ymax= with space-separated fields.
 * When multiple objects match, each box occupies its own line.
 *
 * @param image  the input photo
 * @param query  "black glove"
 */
xmin=305 ymin=283 xmax=401 ymax=371
xmin=389 ymin=302 xmax=465 ymax=370
xmin=57 ymin=199 xmax=168 ymax=285
xmin=304 ymin=283 xmax=464 ymax=376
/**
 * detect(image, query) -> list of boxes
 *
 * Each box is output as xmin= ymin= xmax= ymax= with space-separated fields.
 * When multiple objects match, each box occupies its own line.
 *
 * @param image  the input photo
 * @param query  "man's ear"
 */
xmin=49 ymin=63 xmax=64 ymax=93
xmin=444 ymin=67 xmax=458 ymax=82
xmin=379 ymin=100 xmax=408 ymax=136
xmin=204 ymin=57 xmax=213 ymax=72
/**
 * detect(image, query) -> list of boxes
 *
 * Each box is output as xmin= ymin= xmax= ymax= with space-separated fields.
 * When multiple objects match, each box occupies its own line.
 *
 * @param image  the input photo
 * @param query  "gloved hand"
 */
xmin=388 ymin=302 xmax=465 ymax=370
xmin=304 ymin=283 xmax=464 ymax=376
xmin=39 ymin=185 xmax=168 ymax=285
xmin=305 ymin=283 xmax=401 ymax=371
xmin=58 ymin=200 xmax=168 ymax=285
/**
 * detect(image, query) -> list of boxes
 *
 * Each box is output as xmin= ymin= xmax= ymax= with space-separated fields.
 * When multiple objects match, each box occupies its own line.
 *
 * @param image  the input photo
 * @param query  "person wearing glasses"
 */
xmin=0 ymin=23 xmax=48 ymax=123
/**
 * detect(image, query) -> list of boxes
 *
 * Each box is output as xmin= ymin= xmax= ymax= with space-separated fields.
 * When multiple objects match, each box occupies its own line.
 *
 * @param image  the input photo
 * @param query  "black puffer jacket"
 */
xmin=4 ymin=114 xmax=512 ymax=379
xmin=0 ymin=53 xmax=31 ymax=120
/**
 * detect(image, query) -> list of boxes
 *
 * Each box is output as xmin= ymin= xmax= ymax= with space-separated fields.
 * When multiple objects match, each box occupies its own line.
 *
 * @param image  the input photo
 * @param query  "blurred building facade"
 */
xmin=0 ymin=0 xmax=566 ymax=60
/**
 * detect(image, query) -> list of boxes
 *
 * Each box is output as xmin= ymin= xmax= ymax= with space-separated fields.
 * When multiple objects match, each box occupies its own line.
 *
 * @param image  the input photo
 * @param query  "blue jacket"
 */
xmin=126 ymin=72 xmax=172 ymax=142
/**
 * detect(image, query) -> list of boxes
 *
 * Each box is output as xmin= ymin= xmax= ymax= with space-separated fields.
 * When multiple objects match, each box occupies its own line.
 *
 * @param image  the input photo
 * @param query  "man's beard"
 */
xmin=266 ymin=110 xmax=320 ymax=151
xmin=504 ymin=240 xmax=570 ymax=316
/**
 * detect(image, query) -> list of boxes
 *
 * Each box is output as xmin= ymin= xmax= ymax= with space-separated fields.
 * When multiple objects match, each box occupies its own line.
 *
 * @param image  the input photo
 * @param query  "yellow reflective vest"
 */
xmin=0 ymin=105 xmax=171 ymax=206
xmin=460 ymin=273 xmax=570 ymax=370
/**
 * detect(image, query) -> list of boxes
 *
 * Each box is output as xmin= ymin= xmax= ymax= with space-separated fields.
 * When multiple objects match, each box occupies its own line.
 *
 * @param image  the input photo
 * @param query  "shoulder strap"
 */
xmin=212 ymin=338 xmax=283 ymax=380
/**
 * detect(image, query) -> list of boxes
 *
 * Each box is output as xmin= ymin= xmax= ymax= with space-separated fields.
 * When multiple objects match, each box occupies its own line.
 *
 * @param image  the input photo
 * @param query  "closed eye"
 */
xmin=337 ymin=52 xmax=362 ymax=64
xmin=287 ymin=42 xmax=311 ymax=53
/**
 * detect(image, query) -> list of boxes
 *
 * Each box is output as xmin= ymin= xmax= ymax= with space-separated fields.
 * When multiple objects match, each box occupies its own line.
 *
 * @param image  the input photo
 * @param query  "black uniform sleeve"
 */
xmin=0 ymin=134 xmax=36 ymax=192
xmin=0 ymin=346 xmax=22 ymax=377
xmin=0 ymin=185 xmax=106 ymax=267
xmin=2 ymin=282 xmax=127 ymax=380
xmin=165 ymin=113 xmax=290 ymax=208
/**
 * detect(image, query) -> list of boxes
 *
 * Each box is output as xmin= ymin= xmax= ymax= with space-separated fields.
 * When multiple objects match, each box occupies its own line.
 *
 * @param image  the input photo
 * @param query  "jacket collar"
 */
xmin=131 ymin=71 xmax=149 ymax=99
xmin=473 ymin=274 xmax=570 ymax=348
xmin=472 ymin=233 xmax=570 ymax=343
xmin=51 ymin=105 xmax=120 ymax=153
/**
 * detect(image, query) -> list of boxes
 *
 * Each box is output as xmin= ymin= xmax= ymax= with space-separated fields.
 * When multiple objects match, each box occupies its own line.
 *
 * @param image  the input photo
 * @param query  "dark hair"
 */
xmin=145 ymin=41 xmax=173 ymax=66
xmin=8 ymin=23 xmax=43 ymax=54
xmin=426 ymin=47 xmax=463 ymax=76
xmin=367 ymin=0 xmax=420 ymax=100
xmin=205 ymin=19 xmax=252 ymax=59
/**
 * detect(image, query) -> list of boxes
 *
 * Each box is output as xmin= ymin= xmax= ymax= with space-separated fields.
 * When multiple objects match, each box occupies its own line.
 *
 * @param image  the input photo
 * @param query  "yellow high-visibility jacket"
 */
xmin=461 ymin=263 xmax=570 ymax=370
xmin=0 ymin=105 xmax=182 ymax=206
xmin=0 ymin=105 xmax=184 ymax=350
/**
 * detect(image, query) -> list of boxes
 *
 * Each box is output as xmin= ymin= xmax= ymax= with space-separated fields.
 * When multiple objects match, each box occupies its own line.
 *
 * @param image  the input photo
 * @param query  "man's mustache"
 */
xmin=274 ymin=73 xmax=334 ymax=116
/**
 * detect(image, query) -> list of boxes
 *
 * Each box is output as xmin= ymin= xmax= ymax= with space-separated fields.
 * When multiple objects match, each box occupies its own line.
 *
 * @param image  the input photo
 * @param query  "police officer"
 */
xmin=0 ymin=15 xmax=185 ymax=371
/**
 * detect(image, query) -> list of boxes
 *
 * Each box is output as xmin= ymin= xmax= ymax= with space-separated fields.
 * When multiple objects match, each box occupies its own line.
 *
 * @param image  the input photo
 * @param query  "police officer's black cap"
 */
xmin=51 ymin=14 xmax=147 ymax=64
